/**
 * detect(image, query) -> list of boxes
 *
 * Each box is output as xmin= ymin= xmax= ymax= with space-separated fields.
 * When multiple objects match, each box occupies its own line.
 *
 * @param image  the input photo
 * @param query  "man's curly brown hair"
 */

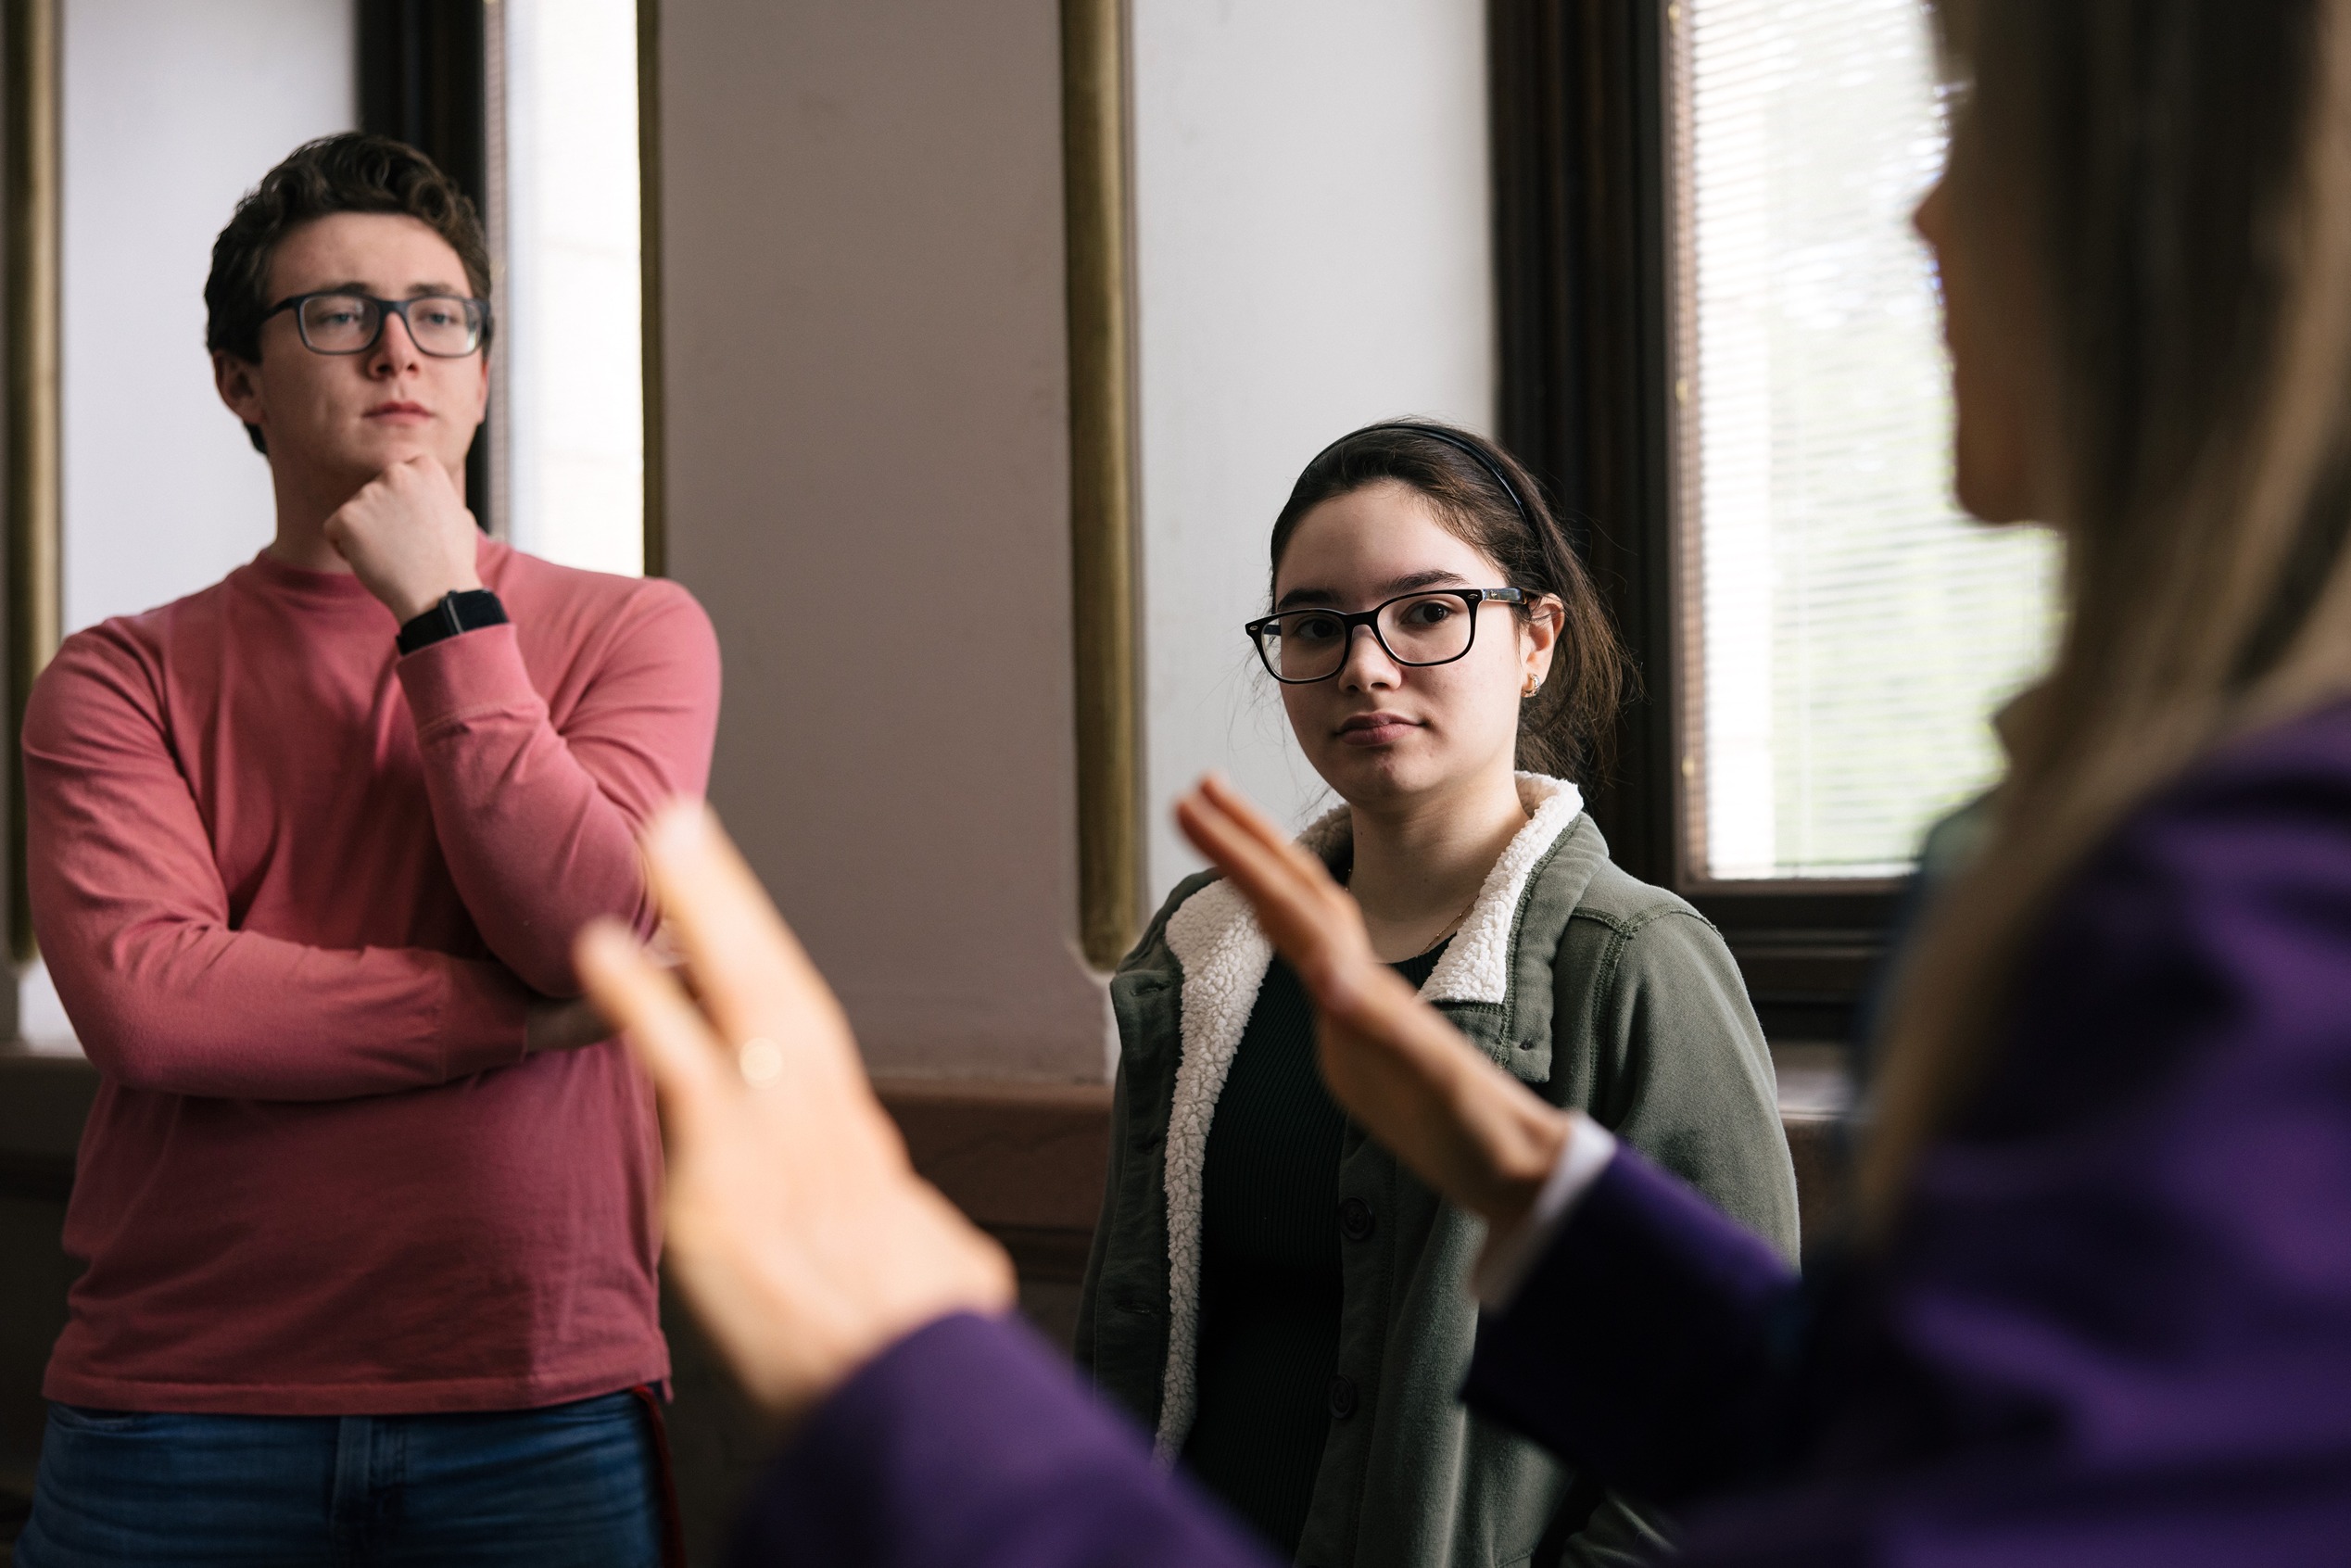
xmin=207 ymin=133 xmax=492 ymax=451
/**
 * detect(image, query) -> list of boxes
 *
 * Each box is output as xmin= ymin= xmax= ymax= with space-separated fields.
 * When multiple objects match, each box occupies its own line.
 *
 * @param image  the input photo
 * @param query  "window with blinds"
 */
xmin=1674 ymin=0 xmax=2057 ymax=880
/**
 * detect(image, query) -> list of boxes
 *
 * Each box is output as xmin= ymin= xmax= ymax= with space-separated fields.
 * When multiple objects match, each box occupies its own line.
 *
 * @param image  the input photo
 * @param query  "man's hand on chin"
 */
xmin=324 ymin=454 xmax=485 ymax=625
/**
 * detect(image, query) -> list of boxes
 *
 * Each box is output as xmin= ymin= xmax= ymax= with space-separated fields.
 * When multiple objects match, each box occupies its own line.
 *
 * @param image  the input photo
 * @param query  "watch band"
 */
xmin=396 ymin=588 xmax=510 ymax=655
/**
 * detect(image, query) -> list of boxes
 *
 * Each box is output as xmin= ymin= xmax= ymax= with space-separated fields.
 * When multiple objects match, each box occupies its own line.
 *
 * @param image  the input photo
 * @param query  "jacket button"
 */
xmin=1337 ymin=1196 xmax=1375 ymax=1241
xmin=1328 ymin=1374 xmax=1359 ymax=1421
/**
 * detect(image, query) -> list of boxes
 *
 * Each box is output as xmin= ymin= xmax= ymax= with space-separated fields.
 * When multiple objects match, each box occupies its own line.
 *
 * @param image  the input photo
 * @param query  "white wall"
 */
xmin=60 ymin=0 xmax=355 ymax=634
xmin=1130 ymin=0 xmax=1497 ymax=898
xmin=22 ymin=0 xmax=354 ymax=1049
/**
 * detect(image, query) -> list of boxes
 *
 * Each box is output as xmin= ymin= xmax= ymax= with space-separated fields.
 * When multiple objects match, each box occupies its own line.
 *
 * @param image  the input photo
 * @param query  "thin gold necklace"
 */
xmin=1343 ymin=867 xmax=1476 ymax=961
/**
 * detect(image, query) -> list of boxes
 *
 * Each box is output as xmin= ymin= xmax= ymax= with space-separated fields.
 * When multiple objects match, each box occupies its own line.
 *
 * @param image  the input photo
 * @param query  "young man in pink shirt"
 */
xmin=14 ymin=133 xmax=719 ymax=1565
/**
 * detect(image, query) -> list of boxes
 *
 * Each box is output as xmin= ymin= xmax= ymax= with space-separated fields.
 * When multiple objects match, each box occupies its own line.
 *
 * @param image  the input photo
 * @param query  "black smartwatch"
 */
xmin=396 ymin=588 xmax=510 ymax=655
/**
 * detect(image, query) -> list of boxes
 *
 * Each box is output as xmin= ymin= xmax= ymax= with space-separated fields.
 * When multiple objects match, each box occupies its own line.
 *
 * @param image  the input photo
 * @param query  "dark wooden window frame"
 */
xmin=357 ymin=0 xmax=491 ymax=531
xmin=1490 ymin=0 xmax=1896 ymax=1043
xmin=360 ymin=0 xmax=669 ymax=575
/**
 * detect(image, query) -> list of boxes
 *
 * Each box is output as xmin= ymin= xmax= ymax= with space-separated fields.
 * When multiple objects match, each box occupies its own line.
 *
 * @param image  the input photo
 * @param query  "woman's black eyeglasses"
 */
xmin=260 ymin=292 xmax=491 ymax=358
xmin=1246 ymin=588 xmax=1526 ymax=685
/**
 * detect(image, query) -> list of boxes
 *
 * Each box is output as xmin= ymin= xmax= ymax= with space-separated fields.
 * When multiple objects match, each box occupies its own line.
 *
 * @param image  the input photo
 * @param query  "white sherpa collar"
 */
xmin=1422 ymin=774 xmax=1586 ymax=1004
xmin=1149 ymin=772 xmax=1584 ymax=1461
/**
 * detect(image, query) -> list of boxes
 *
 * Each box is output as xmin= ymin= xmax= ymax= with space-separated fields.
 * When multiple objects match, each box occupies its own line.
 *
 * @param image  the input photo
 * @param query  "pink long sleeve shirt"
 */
xmin=23 ymin=538 xmax=721 ymax=1415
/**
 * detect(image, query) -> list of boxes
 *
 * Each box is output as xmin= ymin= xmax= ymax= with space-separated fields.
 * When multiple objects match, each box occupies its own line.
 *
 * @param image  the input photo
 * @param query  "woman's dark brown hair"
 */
xmin=1267 ymin=420 xmax=1629 ymax=784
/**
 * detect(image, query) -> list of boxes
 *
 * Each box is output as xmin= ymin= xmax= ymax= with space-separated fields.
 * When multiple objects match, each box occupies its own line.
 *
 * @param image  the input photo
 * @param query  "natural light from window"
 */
xmin=496 ymin=0 xmax=644 ymax=576
xmin=1679 ymin=0 xmax=2057 ymax=879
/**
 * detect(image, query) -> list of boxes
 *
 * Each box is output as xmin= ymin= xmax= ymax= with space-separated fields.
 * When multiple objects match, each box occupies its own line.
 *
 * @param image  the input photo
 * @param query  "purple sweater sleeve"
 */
xmin=1462 ymin=1145 xmax=1801 ymax=1501
xmin=729 ymin=1313 xmax=1274 ymax=1568
xmin=1485 ymin=698 xmax=2351 ymax=1565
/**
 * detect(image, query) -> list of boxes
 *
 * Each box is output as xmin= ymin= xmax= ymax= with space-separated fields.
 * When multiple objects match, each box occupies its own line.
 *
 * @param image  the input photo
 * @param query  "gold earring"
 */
xmin=1523 ymin=675 xmax=1541 ymax=697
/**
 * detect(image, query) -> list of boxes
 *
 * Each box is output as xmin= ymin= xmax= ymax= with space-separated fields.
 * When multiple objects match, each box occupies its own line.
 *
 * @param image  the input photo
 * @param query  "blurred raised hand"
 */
xmin=575 ymin=803 xmax=1015 ymax=1429
xmin=1172 ymin=775 xmax=1574 ymax=1230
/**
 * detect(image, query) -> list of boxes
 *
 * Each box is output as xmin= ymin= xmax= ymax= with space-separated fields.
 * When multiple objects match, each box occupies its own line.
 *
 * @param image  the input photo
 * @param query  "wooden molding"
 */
xmin=0 ymin=1059 xmax=1853 ymax=1261
xmin=638 ymin=0 xmax=665 ymax=579
xmin=872 ymin=1067 xmax=1855 ymax=1271
xmin=6 ymin=0 xmax=60 ymax=967
xmin=0 ymin=1050 xmax=93 ymax=1200
xmin=875 ymin=1077 xmax=1111 ymax=1280
xmin=358 ymin=0 xmax=493 ymax=527
xmin=1059 ymin=0 xmax=1144 ymax=969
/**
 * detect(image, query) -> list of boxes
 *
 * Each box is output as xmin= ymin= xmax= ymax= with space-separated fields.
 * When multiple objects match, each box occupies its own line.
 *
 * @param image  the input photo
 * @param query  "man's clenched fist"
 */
xmin=323 ymin=455 xmax=483 ymax=625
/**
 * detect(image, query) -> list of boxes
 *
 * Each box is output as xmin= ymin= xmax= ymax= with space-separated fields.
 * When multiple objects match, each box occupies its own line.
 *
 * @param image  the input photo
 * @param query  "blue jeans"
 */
xmin=16 ymin=1389 xmax=666 ymax=1567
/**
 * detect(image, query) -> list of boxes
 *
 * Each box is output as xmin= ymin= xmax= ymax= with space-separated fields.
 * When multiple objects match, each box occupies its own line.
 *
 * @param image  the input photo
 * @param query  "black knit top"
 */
xmin=1181 ymin=941 xmax=1450 ymax=1558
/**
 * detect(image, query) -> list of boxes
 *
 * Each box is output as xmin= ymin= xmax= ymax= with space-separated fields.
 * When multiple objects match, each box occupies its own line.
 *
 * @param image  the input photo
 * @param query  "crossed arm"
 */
xmin=397 ymin=588 xmax=720 ymax=995
xmin=24 ymin=588 xmax=717 ymax=1101
xmin=341 ymin=451 xmax=722 ymax=997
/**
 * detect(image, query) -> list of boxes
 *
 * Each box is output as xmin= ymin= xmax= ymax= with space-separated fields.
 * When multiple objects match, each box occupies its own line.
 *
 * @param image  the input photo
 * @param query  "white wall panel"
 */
xmin=1131 ymin=0 xmax=1497 ymax=896
xmin=60 ymin=0 xmax=355 ymax=633
xmin=24 ymin=0 xmax=354 ymax=1050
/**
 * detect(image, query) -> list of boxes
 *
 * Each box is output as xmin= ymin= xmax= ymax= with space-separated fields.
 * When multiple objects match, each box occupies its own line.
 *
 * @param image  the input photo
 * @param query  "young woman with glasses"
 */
xmin=1072 ymin=421 xmax=1801 ymax=1567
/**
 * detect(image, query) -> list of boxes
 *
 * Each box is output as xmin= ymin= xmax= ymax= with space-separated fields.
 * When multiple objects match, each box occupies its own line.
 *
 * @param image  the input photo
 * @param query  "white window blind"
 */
xmin=1678 ymin=0 xmax=2056 ymax=879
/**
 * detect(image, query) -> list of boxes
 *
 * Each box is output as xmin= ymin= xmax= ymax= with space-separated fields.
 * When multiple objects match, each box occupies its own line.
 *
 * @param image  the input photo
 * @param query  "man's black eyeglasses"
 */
xmin=1246 ymin=588 xmax=1527 ymax=685
xmin=260 ymin=292 xmax=491 ymax=358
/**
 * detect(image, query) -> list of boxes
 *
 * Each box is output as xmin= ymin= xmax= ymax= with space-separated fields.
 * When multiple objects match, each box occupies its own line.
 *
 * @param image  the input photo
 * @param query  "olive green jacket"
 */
xmin=1075 ymin=774 xmax=1801 ymax=1568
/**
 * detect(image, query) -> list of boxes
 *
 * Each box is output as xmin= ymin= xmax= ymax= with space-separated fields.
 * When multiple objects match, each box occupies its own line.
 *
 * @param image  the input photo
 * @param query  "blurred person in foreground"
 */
xmin=581 ymin=1 xmax=2351 ymax=1562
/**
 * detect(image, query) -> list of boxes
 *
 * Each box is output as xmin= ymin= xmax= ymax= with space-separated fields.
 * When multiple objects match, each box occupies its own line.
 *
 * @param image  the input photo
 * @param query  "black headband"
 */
xmin=1309 ymin=421 xmax=1531 ymax=527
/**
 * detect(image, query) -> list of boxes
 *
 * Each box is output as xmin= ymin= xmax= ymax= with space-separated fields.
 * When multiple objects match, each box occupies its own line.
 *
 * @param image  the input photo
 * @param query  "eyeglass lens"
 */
xmin=297 ymin=295 xmax=482 ymax=357
xmin=1258 ymin=593 xmax=1480 ymax=681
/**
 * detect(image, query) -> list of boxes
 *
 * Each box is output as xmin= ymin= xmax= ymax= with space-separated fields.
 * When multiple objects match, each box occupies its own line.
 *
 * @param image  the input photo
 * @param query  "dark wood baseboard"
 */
xmin=0 ymin=1054 xmax=93 ymax=1204
xmin=873 ymin=1077 xmax=1112 ymax=1283
xmin=875 ymin=1057 xmax=1856 ymax=1275
xmin=1 ymin=1056 xmax=1852 ymax=1252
